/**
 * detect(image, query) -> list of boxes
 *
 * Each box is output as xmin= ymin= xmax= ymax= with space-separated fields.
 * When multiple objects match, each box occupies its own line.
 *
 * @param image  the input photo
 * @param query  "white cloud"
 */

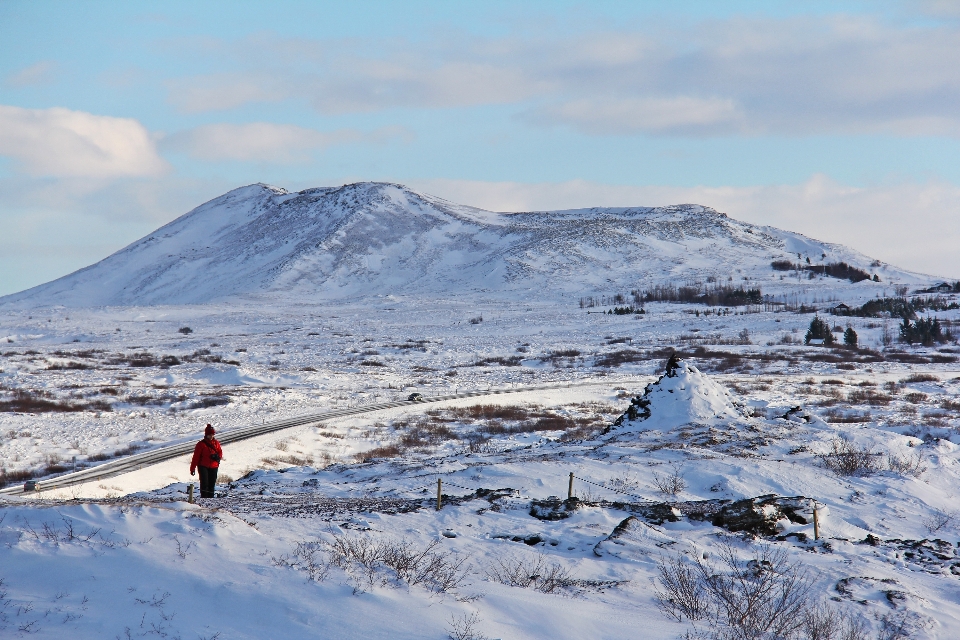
xmin=6 ymin=61 xmax=57 ymax=87
xmin=163 ymin=15 xmax=960 ymax=137
xmin=410 ymin=175 xmax=960 ymax=279
xmin=166 ymin=73 xmax=287 ymax=114
xmin=160 ymin=123 xmax=411 ymax=163
xmin=526 ymin=96 xmax=742 ymax=135
xmin=913 ymin=0 xmax=960 ymax=18
xmin=0 ymin=105 xmax=168 ymax=178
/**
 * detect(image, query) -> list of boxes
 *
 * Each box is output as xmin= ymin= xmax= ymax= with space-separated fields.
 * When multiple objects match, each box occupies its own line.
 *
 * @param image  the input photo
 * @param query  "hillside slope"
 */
xmin=0 ymin=182 xmax=928 ymax=307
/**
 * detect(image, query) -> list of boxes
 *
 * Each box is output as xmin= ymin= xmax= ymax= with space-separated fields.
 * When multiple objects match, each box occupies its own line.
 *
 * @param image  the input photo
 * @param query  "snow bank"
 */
xmin=615 ymin=355 xmax=745 ymax=430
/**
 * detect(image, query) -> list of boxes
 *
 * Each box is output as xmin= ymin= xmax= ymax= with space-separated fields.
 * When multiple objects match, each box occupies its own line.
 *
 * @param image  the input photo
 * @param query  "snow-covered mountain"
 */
xmin=1 ymin=182 xmax=927 ymax=307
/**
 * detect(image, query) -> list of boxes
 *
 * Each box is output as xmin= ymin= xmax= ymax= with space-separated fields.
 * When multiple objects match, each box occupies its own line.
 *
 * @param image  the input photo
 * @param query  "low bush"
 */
xmin=0 ymin=468 xmax=36 ymax=488
xmin=0 ymin=389 xmax=112 ymax=413
xmin=819 ymin=438 xmax=881 ymax=476
xmin=887 ymin=452 xmax=926 ymax=477
xmin=186 ymin=395 xmax=231 ymax=409
xmin=655 ymin=542 xmax=855 ymax=639
xmin=486 ymin=554 xmax=578 ymax=594
xmin=902 ymin=373 xmax=939 ymax=383
xmin=846 ymin=389 xmax=892 ymax=405
xmin=652 ymin=465 xmax=686 ymax=496
xmin=355 ymin=444 xmax=404 ymax=462
xmin=473 ymin=356 xmax=522 ymax=367
xmin=278 ymin=535 xmax=471 ymax=595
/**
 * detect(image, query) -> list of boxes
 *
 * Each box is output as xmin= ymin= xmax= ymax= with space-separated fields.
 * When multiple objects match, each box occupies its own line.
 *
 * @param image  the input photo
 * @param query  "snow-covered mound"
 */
xmin=615 ymin=355 xmax=745 ymax=429
xmin=0 ymin=181 xmax=929 ymax=308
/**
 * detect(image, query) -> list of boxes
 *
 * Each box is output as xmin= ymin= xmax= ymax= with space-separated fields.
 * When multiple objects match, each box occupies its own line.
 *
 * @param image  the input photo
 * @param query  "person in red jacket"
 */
xmin=190 ymin=424 xmax=224 ymax=498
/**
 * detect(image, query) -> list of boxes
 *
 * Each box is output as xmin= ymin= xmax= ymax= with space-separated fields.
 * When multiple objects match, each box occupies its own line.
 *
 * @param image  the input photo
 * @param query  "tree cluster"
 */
xmin=900 ymin=317 xmax=952 ymax=346
xmin=633 ymin=284 xmax=762 ymax=307
xmin=771 ymin=260 xmax=875 ymax=283
xmin=805 ymin=316 xmax=834 ymax=345
xmin=833 ymin=296 xmax=959 ymax=320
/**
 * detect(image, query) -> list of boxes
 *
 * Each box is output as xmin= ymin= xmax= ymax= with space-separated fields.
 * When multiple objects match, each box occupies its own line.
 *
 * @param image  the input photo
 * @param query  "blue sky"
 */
xmin=2 ymin=0 xmax=960 ymax=296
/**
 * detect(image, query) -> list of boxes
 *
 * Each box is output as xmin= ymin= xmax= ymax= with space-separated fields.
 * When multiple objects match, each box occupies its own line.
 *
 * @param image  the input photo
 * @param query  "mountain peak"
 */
xmin=0 ymin=182 xmax=926 ymax=308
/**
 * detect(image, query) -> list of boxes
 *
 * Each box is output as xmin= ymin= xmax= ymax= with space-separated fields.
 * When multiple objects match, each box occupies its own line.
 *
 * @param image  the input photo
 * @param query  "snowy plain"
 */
xmin=1 ymin=183 xmax=960 ymax=639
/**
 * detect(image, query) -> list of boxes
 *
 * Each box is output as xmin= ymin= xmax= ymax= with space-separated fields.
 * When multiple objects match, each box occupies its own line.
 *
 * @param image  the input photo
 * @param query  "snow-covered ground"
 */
xmin=2 ymin=183 xmax=960 ymax=638
xmin=1 ymin=297 xmax=959 ymax=638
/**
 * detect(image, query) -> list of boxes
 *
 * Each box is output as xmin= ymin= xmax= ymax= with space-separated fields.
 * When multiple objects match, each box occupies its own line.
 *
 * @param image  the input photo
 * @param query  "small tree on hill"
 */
xmin=843 ymin=327 xmax=858 ymax=348
xmin=805 ymin=316 xmax=834 ymax=345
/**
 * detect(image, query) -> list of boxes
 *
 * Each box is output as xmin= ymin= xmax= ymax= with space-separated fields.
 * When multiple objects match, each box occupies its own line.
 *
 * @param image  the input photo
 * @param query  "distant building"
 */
xmin=831 ymin=303 xmax=850 ymax=314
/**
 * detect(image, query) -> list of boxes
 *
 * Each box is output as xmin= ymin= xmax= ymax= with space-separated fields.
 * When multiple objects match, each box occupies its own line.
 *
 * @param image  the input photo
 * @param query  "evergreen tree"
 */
xmin=900 ymin=317 xmax=946 ymax=346
xmin=805 ymin=315 xmax=834 ymax=345
xmin=843 ymin=326 xmax=858 ymax=348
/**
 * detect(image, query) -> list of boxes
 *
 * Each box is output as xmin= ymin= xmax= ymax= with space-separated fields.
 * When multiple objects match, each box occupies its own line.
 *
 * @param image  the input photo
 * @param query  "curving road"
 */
xmin=0 ymin=380 xmax=632 ymax=496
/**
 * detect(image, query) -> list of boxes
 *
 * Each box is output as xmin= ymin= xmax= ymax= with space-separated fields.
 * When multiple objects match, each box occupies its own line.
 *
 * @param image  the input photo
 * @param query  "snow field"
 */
xmin=1 ymin=293 xmax=959 ymax=637
xmin=2 ymin=298 xmax=957 ymax=481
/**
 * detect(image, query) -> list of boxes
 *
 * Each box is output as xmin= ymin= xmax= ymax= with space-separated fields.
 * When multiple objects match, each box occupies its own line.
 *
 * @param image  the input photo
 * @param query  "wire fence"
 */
xmin=571 ymin=474 xmax=650 ymax=503
xmin=396 ymin=472 xmax=651 ymax=505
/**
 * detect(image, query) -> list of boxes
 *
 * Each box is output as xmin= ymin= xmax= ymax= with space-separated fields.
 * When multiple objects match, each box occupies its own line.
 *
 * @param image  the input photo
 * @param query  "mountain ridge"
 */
xmin=1 ymin=181 xmax=929 ymax=308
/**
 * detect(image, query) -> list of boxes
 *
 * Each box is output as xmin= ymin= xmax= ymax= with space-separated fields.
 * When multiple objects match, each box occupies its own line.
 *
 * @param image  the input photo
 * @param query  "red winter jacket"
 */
xmin=190 ymin=438 xmax=223 ymax=473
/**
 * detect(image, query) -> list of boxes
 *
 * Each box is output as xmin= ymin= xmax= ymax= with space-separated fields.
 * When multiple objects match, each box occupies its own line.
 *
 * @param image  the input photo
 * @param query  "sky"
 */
xmin=2 ymin=0 xmax=960 ymax=297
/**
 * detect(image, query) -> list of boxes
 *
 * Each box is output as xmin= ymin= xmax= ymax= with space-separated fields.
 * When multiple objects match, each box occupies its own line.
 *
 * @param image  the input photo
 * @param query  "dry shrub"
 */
xmin=902 ymin=373 xmax=939 ymax=384
xmin=819 ymin=438 xmax=881 ymax=476
xmin=0 ymin=389 xmax=112 ymax=413
xmin=0 ymin=468 xmax=36 ymax=488
xmin=473 ymin=356 xmax=523 ymax=367
xmin=846 ymin=389 xmax=892 ymax=406
xmin=887 ymin=452 xmax=926 ymax=477
xmin=820 ymin=409 xmax=872 ymax=424
xmin=655 ymin=542 xmax=867 ymax=640
xmin=262 ymin=454 xmax=315 ymax=467
xmin=452 ymin=404 xmax=536 ymax=422
xmin=922 ymin=508 xmax=956 ymax=535
xmin=653 ymin=465 xmax=687 ymax=496
xmin=904 ymin=392 xmax=927 ymax=404
xmin=447 ymin=612 xmax=487 ymax=640
xmin=355 ymin=444 xmax=403 ymax=462
xmin=399 ymin=417 xmax=457 ymax=448
xmin=594 ymin=349 xmax=644 ymax=367
xmin=558 ymin=419 xmax=604 ymax=442
xmin=486 ymin=554 xmax=578 ymax=594
xmin=278 ymin=535 xmax=471 ymax=595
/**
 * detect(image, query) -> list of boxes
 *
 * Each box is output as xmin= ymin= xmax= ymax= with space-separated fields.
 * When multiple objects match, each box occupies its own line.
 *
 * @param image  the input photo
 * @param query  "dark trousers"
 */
xmin=198 ymin=466 xmax=218 ymax=498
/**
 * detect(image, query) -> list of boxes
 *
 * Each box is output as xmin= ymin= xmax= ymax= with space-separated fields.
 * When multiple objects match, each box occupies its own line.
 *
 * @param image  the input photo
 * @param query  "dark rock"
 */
xmin=709 ymin=495 xmax=811 ymax=536
xmin=530 ymin=496 xmax=581 ymax=520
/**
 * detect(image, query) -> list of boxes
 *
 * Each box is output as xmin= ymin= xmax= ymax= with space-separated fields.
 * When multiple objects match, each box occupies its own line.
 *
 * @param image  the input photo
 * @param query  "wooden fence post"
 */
xmin=436 ymin=478 xmax=442 ymax=511
xmin=188 ymin=484 xmax=194 ymax=504
xmin=812 ymin=500 xmax=820 ymax=540
xmin=568 ymin=472 xmax=574 ymax=500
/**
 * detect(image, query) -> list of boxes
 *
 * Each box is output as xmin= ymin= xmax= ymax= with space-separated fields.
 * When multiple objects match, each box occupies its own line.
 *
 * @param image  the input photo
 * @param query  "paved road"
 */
xmin=0 ymin=380 xmax=630 ymax=496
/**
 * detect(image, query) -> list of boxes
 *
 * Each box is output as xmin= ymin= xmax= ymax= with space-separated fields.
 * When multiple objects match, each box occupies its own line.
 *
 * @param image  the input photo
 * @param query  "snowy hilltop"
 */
xmin=614 ymin=354 xmax=746 ymax=429
xmin=0 ymin=181 xmax=929 ymax=308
